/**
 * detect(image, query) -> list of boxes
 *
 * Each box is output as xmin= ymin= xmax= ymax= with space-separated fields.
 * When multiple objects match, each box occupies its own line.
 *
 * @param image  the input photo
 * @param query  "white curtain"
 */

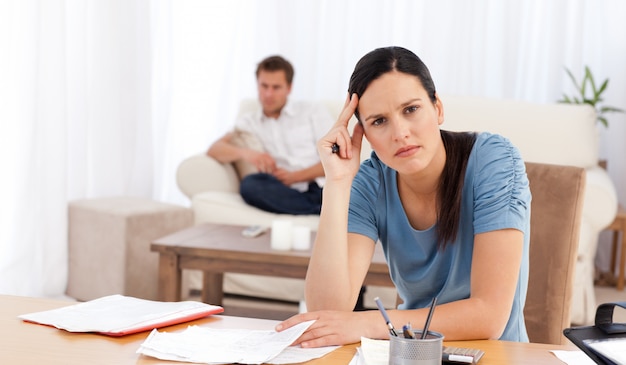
xmin=0 ymin=0 xmax=170 ymax=296
xmin=1 ymin=0 xmax=625 ymax=298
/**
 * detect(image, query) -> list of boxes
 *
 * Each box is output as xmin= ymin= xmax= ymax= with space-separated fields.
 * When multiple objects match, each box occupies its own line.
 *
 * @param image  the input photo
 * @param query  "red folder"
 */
xmin=19 ymin=294 xmax=224 ymax=336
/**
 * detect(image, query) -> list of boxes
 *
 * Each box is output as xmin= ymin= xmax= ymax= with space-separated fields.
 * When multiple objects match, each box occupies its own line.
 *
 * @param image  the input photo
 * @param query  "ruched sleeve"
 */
xmin=471 ymin=133 xmax=531 ymax=234
xmin=348 ymin=153 xmax=386 ymax=243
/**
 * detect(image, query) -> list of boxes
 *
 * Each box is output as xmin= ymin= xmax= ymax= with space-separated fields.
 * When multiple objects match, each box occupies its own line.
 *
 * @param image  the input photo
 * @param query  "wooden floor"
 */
xmin=594 ymin=284 xmax=626 ymax=323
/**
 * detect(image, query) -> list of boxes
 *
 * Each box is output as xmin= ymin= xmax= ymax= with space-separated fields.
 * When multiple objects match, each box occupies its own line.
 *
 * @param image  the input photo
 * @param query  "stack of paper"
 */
xmin=19 ymin=294 xmax=223 ymax=336
xmin=137 ymin=320 xmax=339 ymax=364
xmin=349 ymin=337 xmax=390 ymax=365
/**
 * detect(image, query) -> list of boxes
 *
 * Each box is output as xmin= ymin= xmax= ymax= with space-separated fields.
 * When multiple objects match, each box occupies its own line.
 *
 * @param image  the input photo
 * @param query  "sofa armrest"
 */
xmin=176 ymin=153 xmax=240 ymax=199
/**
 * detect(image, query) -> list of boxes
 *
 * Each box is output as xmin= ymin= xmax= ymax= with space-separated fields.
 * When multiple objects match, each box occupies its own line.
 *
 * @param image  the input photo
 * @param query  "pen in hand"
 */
xmin=421 ymin=296 xmax=438 ymax=339
xmin=374 ymin=296 xmax=398 ymax=337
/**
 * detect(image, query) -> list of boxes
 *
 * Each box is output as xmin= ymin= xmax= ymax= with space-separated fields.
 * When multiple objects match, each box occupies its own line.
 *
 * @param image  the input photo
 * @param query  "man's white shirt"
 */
xmin=235 ymin=100 xmax=334 ymax=192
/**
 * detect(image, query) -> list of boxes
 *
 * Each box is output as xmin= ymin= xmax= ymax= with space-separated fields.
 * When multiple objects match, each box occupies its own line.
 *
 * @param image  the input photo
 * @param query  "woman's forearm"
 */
xmin=305 ymin=180 xmax=355 ymax=310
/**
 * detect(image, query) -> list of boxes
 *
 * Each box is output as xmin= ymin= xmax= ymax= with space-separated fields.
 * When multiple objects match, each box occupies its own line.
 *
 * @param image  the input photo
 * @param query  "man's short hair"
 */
xmin=256 ymin=55 xmax=294 ymax=85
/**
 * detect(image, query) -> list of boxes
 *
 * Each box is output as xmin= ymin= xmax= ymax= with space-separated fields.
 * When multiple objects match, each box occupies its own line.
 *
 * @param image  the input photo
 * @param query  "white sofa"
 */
xmin=177 ymin=95 xmax=618 ymax=325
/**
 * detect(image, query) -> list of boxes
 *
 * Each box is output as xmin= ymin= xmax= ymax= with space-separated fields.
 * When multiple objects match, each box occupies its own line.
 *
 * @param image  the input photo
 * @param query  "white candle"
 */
xmin=271 ymin=220 xmax=293 ymax=250
xmin=292 ymin=225 xmax=311 ymax=251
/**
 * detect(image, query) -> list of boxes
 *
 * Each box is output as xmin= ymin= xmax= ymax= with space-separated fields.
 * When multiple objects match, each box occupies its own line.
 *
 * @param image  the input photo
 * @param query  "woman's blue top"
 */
xmin=348 ymin=132 xmax=531 ymax=342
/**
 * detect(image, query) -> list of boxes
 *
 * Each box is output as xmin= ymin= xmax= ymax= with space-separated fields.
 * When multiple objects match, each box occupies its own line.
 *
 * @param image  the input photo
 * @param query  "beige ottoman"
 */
xmin=67 ymin=197 xmax=193 ymax=301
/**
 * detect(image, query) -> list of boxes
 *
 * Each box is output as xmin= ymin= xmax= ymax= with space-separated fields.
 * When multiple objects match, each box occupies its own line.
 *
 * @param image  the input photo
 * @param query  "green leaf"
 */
xmin=600 ymin=106 xmax=625 ymax=114
xmin=597 ymin=79 xmax=609 ymax=95
xmin=559 ymin=65 xmax=621 ymax=127
xmin=565 ymin=67 xmax=578 ymax=87
xmin=585 ymin=65 xmax=597 ymax=96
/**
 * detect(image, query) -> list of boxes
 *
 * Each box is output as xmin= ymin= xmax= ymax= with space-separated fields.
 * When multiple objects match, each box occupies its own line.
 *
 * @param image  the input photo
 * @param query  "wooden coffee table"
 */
xmin=151 ymin=224 xmax=394 ymax=305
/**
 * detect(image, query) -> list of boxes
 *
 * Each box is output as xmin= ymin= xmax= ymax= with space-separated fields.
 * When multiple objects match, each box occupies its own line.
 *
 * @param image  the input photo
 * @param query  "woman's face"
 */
xmin=358 ymin=71 xmax=444 ymax=175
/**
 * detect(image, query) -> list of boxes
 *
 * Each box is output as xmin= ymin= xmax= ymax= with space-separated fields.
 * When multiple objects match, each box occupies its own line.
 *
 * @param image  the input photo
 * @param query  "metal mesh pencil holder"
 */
xmin=389 ymin=330 xmax=444 ymax=365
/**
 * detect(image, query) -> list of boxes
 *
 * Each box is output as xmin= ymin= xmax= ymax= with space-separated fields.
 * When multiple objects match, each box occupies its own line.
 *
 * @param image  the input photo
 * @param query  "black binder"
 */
xmin=563 ymin=301 xmax=626 ymax=365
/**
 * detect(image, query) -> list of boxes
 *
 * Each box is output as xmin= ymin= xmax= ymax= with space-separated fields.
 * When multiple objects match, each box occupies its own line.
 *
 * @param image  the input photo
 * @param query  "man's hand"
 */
xmin=273 ymin=168 xmax=300 ymax=186
xmin=242 ymin=149 xmax=276 ymax=173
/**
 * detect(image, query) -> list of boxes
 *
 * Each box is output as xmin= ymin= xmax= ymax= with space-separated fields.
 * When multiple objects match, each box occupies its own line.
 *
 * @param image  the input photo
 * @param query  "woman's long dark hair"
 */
xmin=438 ymin=130 xmax=476 ymax=248
xmin=348 ymin=46 xmax=476 ymax=249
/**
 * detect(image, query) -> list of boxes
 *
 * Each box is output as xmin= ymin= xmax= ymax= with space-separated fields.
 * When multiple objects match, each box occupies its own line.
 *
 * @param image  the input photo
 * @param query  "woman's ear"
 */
xmin=434 ymin=92 xmax=444 ymax=125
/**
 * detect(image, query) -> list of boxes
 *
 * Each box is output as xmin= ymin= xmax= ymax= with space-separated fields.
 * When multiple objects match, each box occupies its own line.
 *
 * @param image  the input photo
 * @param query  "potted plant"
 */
xmin=559 ymin=65 xmax=624 ymax=127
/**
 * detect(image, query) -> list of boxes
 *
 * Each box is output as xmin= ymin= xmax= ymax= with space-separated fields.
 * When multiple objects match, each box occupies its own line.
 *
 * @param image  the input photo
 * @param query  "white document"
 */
xmin=137 ymin=320 xmax=338 ymax=365
xmin=550 ymin=350 xmax=596 ymax=365
xmin=18 ymin=294 xmax=223 ymax=336
xmin=349 ymin=347 xmax=365 ymax=365
xmin=348 ymin=337 xmax=390 ymax=365
xmin=359 ymin=337 xmax=390 ymax=365
xmin=268 ymin=345 xmax=341 ymax=365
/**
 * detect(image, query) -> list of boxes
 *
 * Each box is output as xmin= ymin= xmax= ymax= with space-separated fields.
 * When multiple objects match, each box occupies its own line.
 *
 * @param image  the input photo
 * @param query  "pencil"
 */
xmin=421 ymin=296 xmax=438 ymax=339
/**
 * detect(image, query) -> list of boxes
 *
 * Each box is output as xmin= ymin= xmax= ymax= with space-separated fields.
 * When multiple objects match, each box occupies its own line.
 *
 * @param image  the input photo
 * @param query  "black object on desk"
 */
xmin=563 ymin=301 xmax=626 ymax=365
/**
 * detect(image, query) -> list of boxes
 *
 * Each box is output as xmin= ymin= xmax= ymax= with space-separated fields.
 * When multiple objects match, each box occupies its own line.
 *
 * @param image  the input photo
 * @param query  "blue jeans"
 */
xmin=239 ymin=173 xmax=322 ymax=215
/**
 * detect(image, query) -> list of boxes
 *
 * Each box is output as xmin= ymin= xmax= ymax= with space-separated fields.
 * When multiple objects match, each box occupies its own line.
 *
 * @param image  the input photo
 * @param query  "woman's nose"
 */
xmin=391 ymin=119 xmax=410 ymax=141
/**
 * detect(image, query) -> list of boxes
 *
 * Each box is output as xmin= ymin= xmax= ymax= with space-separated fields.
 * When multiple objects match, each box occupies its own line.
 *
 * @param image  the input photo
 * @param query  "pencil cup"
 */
xmin=270 ymin=219 xmax=293 ymax=250
xmin=389 ymin=331 xmax=444 ymax=365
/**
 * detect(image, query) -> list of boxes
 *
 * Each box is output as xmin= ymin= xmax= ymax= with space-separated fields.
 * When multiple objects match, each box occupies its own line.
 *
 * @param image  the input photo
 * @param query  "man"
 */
xmin=207 ymin=55 xmax=334 ymax=215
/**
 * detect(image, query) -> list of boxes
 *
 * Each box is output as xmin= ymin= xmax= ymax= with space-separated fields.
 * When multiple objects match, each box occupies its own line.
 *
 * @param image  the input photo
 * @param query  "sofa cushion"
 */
xmin=440 ymin=95 xmax=598 ymax=168
xmin=192 ymin=191 xmax=320 ymax=230
xmin=177 ymin=154 xmax=240 ymax=196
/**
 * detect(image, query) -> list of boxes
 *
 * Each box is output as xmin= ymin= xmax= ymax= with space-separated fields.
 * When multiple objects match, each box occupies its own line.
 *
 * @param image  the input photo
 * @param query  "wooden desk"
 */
xmin=2 ymin=295 xmax=577 ymax=364
xmin=150 ymin=224 xmax=394 ymax=305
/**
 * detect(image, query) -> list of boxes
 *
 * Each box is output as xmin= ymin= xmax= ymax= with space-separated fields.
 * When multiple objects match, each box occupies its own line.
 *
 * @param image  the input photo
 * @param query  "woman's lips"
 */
xmin=395 ymin=145 xmax=420 ymax=157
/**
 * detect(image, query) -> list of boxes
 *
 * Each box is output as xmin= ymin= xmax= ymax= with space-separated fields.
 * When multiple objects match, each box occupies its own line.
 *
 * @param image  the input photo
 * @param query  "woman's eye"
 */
xmin=404 ymin=105 xmax=418 ymax=114
xmin=372 ymin=118 xmax=385 ymax=126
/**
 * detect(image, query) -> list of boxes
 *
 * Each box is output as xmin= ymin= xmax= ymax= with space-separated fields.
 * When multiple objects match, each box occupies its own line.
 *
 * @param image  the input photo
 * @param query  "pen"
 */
xmin=374 ymin=296 xmax=398 ymax=337
xmin=442 ymin=353 xmax=474 ymax=364
xmin=421 ymin=296 xmax=437 ymax=339
xmin=402 ymin=323 xmax=415 ymax=339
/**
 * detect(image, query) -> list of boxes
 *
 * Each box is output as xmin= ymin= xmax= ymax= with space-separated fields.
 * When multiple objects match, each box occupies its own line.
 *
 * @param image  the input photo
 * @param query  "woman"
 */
xmin=276 ymin=46 xmax=531 ymax=347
